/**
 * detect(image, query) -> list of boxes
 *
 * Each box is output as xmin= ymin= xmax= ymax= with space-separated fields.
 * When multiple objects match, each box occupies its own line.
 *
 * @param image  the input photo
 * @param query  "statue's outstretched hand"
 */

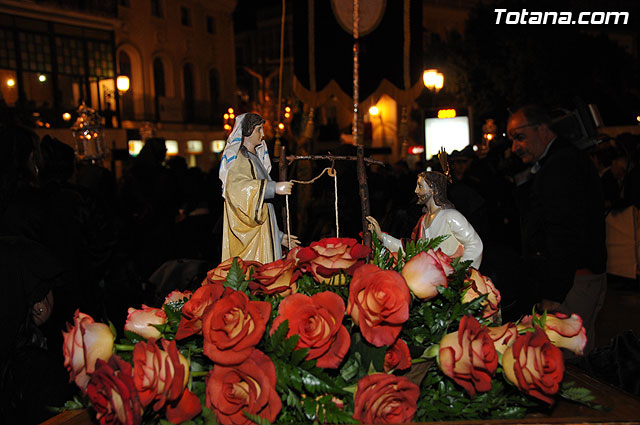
xmin=276 ymin=181 xmax=293 ymax=195
xmin=365 ymin=216 xmax=383 ymax=241
xmin=282 ymin=234 xmax=300 ymax=249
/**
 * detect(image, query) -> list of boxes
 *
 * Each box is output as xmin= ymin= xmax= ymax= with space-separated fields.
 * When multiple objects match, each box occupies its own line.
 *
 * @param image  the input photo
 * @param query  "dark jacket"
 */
xmin=516 ymin=137 xmax=607 ymax=302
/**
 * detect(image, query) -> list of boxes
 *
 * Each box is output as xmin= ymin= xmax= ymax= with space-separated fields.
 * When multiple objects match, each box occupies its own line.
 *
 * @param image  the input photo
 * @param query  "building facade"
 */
xmin=0 ymin=0 xmax=238 ymax=172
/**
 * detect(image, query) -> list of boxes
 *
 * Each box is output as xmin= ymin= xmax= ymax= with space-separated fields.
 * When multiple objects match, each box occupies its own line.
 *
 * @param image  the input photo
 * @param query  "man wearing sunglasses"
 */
xmin=507 ymin=105 xmax=607 ymax=354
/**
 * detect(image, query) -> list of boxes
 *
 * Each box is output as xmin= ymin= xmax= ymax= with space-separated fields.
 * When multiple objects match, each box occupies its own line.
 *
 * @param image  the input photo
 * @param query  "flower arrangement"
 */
xmin=60 ymin=235 xmax=593 ymax=425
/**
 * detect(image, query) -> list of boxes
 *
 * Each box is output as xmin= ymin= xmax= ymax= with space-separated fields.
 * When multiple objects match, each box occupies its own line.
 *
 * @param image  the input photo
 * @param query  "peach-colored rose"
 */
xmin=132 ymin=339 xmax=200 ymax=424
xmin=294 ymin=237 xmax=370 ymax=285
xmin=205 ymin=349 xmax=281 ymax=425
xmin=384 ymin=338 xmax=412 ymax=372
xmin=518 ymin=312 xmax=587 ymax=356
xmin=353 ymin=373 xmax=420 ymax=424
xmin=204 ymin=257 xmax=262 ymax=285
xmin=487 ymin=322 xmax=518 ymax=355
xmin=271 ymin=292 xmax=350 ymax=368
xmin=125 ymin=305 xmax=168 ymax=340
xmin=347 ymin=264 xmax=410 ymax=347
xmin=249 ymin=258 xmax=301 ymax=297
xmin=202 ymin=290 xmax=271 ymax=365
xmin=502 ymin=327 xmax=564 ymax=404
xmin=175 ymin=284 xmax=231 ymax=340
xmin=163 ymin=290 xmax=192 ymax=308
xmin=62 ymin=310 xmax=114 ymax=390
xmin=439 ymin=315 xmax=498 ymax=397
xmin=401 ymin=249 xmax=453 ymax=300
xmin=462 ymin=268 xmax=501 ymax=321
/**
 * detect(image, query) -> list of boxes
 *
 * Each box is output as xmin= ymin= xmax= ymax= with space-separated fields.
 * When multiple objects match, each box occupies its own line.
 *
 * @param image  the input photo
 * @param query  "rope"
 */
xmin=285 ymin=167 xmax=340 ymax=244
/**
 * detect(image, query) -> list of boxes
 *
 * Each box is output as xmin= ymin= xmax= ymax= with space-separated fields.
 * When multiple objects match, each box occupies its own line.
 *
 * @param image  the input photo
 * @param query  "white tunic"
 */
xmin=382 ymin=208 xmax=483 ymax=268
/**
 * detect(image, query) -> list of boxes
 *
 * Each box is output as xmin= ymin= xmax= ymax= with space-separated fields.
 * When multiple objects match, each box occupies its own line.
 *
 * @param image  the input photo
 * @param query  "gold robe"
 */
xmin=222 ymin=148 xmax=282 ymax=264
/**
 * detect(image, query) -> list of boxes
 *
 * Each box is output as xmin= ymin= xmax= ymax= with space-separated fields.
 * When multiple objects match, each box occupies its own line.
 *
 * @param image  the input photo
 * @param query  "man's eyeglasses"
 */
xmin=508 ymin=123 xmax=539 ymax=142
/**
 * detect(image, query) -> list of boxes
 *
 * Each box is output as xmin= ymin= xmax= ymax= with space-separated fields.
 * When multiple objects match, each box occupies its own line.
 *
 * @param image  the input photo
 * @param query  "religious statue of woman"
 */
xmin=366 ymin=170 xmax=483 ymax=268
xmin=219 ymin=113 xmax=299 ymax=263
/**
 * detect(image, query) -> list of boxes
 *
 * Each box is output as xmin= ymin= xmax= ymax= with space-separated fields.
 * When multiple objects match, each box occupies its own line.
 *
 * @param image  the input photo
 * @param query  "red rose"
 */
xmin=462 ymin=268 xmax=501 ymax=321
xmin=384 ymin=338 xmax=412 ymax=372
xmin=353 ymin=373 xmax=420 ymax=424
xmin=132 ymin=339 xmax=201 ymax=423
xmin=347 ymin=264 xmax=410 ymax=347
xmin=176 ymin=284 xmax=231 ymax=340
xmin=206 ymin=349 xmax=281 ymax=425
xmin=125 ymin=305 xmax=167 ymax=340
xmin=487 ymin=322 xmax=518 ymax=355
xmin=502 ymin=327 xmax=565 ymax=404
xmin=86 ymin=355 xmax=143 ymax=425
xmin=62 ymin=310 xmax=114 ymax=390
xmin=249 ymin=258 xmax=301 ymax=297
xmin=517 ymin=313 xmax=587 ymax=356
xmin=271 ymin=292 xmax=350 ymax=368
xmin=294 ymin=237 xmax=370 ymax=284
xmin=205 ymin=257 xmax=262 ymax=285
xmin=202 ymin=290 xmax=271 ymax=365
xmin=401 ymin=249 xmax=453 ymax=300
xmin=438 ymin=315 xmax=498 ymax=397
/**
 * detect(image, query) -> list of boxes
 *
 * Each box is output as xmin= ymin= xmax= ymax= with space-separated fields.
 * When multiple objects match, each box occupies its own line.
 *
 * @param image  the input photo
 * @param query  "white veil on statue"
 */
xmin=219 ymin=113 xmax=272 ymax=198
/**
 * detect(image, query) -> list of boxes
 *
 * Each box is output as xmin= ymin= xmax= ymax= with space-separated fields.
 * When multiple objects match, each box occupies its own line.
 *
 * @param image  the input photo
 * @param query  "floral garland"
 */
xmin=60 ymin=236 xmax=591 ymax=425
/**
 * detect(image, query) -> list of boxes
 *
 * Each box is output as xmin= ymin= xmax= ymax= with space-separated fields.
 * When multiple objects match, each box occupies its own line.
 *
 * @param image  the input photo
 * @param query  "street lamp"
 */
xmin=423 ymin=69 xmax=444 ymax=93
xmin=116 ymin=75 xmax=130 ymax=92
xmin=369 ymin=104 xmax=385 ymax=145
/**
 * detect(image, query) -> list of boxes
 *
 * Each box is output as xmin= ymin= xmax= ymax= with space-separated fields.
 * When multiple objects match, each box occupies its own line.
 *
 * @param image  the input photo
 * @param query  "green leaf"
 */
xmin=224 ymin=257 xmax=248 ymax=292
xmin=243 ymin=411 xmax=272 ymax=425
xmin=201 ymin=406 xmax=220 ymax=425
xmin=350 ymin=331 xmax=386 ymax=374
xmin=122 ymin=330 xmax=143 ymax=344
xmin=281 ymin=333 xmax=300 ymax=357
xmin=269 ymin=319 xmax=289 ymax=351
xmin=339 ymin=352 xmax=361 ymax=382
xmin=108 ymin=320 xmax=117 ymax=339
xmin=559 ymin=381 xmax=609 ymax=411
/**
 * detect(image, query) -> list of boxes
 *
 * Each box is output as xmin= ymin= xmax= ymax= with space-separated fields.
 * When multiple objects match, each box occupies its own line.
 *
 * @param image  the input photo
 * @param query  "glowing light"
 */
xmin=284 ymin=112 xmax=290 ymax=119
xmin=423 ymin=69 xmax=444 ymax=92
xmin=285 ymin=106 xmax=291 ymax=113
xmin=224 ymin=124 xmax=232 ymax=130
xmin=425 ymin=116 xmax=470 ymax=159
xmin=227 ymin=107 xmax=234 ymax=114
xmin=278 ymin=123 xmax=285 ymax=130
xmin=38 ymin=74 xmax=47 ymax=83
xmin=116 ymin=75 xmax=130 ymax=92
xmin=408 ymin=145 xmax=425 ymax=155
xmin=369 ymin=105 xmax=380 ymax=116
xmin=223 ymin=113 xmax=229 ymax=120
xmin=484 ymin=133 xmax=494 ymax=141
xmin=165 ymin=140 xmax=179 ymax=156
xmin=7 ymin=78 xmax=15 ymax=87
xmin=211 ymin=140 xmax=225 ymax=153
xmin=186 ymin=140 xmax=203 ymax=154
xmin=128 ymin=140 xmax=143 ymax=157
xmin=229 ymin=113 xmax=235 ymax=119
xmin=437 ymin=109 xmax=456 ymax=119
xmin=45 ymin=123 xmax=50 ymax=128
xmin=473 ymin=145 xmax=479 ymax=152
xmin=637 ymin=115 xmax=640 ymax=123
xmin=62 ymin=112 xmax=72 ymax=121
